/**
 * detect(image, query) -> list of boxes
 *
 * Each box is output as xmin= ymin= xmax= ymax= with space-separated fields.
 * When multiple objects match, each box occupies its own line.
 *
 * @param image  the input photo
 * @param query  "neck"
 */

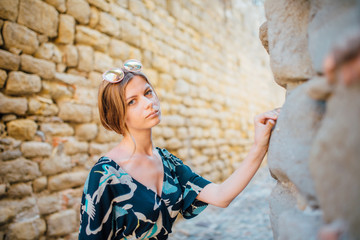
xmin=121 ymin=129 xmax=155 ymax=156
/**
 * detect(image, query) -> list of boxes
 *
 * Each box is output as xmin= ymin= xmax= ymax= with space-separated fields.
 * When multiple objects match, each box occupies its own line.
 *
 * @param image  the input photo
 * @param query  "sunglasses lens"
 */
xmin=124 ymin=59 xmax=142 ymax=71
xmin=103 ymin=69 xmax=124 ymax=83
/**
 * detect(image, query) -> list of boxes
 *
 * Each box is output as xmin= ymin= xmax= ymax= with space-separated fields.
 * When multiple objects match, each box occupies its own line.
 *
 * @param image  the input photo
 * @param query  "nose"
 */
xmin=143 ymin=96 xmax=153 ymax=109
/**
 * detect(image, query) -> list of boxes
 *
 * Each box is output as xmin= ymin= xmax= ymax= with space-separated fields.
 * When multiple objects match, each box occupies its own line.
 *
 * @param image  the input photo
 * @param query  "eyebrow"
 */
xmin=126 ymin=85 xmax=151 ymax=101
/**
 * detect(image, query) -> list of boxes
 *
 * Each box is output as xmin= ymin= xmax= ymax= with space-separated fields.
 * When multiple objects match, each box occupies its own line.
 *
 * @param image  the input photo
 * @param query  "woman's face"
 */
xmin=124 ymin=75 xmax=161 ymax=134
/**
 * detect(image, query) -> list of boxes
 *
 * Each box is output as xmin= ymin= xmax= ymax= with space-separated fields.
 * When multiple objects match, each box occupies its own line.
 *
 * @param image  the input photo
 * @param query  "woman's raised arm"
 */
xmin=196 ymin=109 xmax=280 ymax=208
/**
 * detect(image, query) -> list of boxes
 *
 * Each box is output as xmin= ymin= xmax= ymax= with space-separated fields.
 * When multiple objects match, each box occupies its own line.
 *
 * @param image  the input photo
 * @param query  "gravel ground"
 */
xmin=170 ymin=166 xmax=276 ymax=240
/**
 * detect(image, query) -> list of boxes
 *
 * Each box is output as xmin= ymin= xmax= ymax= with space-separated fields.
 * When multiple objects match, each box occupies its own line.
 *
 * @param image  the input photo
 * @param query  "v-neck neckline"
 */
xmin=102 ymin=147 xmax=166 ymax=199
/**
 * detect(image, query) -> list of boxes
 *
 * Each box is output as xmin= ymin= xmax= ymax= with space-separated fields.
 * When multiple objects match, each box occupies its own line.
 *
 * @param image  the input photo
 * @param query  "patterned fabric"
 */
xmin=79 ymin=147 xmax=211 ymax=240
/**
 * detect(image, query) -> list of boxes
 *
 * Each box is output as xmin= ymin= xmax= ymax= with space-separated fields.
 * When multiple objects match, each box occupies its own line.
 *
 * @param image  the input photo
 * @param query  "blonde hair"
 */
xmin=98 ymin=69 xmax=155 ymax=136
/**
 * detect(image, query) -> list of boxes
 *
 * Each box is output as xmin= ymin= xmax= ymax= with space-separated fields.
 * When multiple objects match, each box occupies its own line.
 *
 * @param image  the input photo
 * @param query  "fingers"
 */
xmin=255 ymin=108 xmax=281 ymax=124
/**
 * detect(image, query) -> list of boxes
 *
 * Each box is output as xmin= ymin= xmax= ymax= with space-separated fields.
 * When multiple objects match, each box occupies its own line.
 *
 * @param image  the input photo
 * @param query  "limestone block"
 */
xmin=152 ymin=55 xmax=170 ymax=73
xmin=88 ymin=0 xmax=109 ymax=11
xmin=267 ymin=81 xmax=325 ymax=208
xmin=277 ymin=209 xmax=323 ymax=240
xmin=56 ymin=14 xmax=75 ymax=44
xmin=0 ymin=92 xmax=27 ymax=115
xmin=75 ymin=123 xmax=98 ymax=141
xmin=162 ymin=127 xmax=175 ymax=139
xmin=308 ymin=0 xmax=360 ymax=73
xmin=58 ymin=102 xmax=92 ymax=123
xmin=109 ymin=39 xmax=130 ymax=59
xmin=18 ymin=0 xmax=58 ymax=37
xmin=129 ymin=0 xmax=148 ymax=19
xmin=309 ymin=83 xmax=360 ymax=239
xmin=0 ymin=49 xmax=20 ymax=70
xmin=89 ymin=6 xmax=99 ymax=28
xmin=77 ymin=44 xmax=94 ymax=72
xmin=165 ymin=138 xmax=182 ymax=149
xmin=53 ymin=72 xmax=87 ymax=86
xmin=48 ymin=171 xmax=88 ymax=191
xmin=21 ymin=141 xmax=52 ymax=157
xmin=46 ymin=209 xmax=76 ymax=237
xmin=89 ymin=142 xmax=110 ymax=155
xmin=33 ymin=176 xmax=47 ymax=192
xmin=75 ymin=87 xmax=98 ymax=106
xmin=37 ymin=194 xmax=61 ymax=215
xmin=41 ymin=80 xmax=74 ymax=102
xmin=120 ymin=21 xmax=141 ymax=47
xmin=0 ymin=205 xmax=16 ymax=224
xmin=96 ymin=12 xmax=120 ymax=37
xmin=174 ymin=79 xmax=191 ymax=96
xmin=40 ymin=122 xmax=74 ymax=136
xmin=45 ymin=0 xmax=66 ymax=13
xmin=40 ymin=153 xmax=72 ymax=175
xmin=7 ymin=119 xmax=37 ymax=140
xmin=109 ymin=3 xmax=132 ymax=21
xmin=7 ymin=182 xmax=32 ymax=198
xmin=3 ymin=21 xmax=39 ymax=55
xmin=20 ymin=54 xmax=56 ymax=79
xmin=265 ymin=0 xmax=314 ymax=86
xmin=59 ymin=44 xmax=78 ymax=67
xmin=94 ymin=51 xmax=113 ymax=72
xmin=0 ymin=158 xmax=40 ymax=183
xmin=0 ymin=69 xmax=6 ymax=88
xmin=8 ymin=218 xmax=46 ymax=240
xmin=5 ymin=71 xmax=41 ymax=95
xmin=28 ymin=97 xmax=59 ymax=116
xmin=64 ymin=138 xmax=88 ymax=155
xmin=35 ymin=43 xmax=59 ymax=61
xmin=0 ymin=0 xmax=18 ymax=21
xmin=66 ymin=0 xmax=90 ymax=24
xmin=95 ymin=126 xmax=121 ymax=143
xmin=75 ymin=26 xmax=110 ymax=52
xmin=0 ymin=149 xmax=22 ymax=161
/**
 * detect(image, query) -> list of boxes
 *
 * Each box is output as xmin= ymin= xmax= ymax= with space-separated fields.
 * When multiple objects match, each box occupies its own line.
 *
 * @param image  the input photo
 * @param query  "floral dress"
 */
xmin=79 ymin=147 xmax=211 ymax=240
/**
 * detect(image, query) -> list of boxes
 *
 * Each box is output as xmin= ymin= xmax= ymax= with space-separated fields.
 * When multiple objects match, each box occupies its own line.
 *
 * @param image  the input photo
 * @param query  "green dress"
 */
xmin=79 ymin=147 xmax=211 ymax=240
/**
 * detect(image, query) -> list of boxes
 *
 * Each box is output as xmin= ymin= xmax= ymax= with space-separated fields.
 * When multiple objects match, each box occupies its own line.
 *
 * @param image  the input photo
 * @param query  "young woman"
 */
xmin=79 ymin=59 xmax=279 ymax=240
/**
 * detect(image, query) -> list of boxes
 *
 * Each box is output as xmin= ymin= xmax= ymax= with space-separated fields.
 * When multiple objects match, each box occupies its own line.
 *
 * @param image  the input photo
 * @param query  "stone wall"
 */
xmin=0 ymin=0 xmax=283 ymax=239
xmin=261 ymin=0 xmax=360 ymax=239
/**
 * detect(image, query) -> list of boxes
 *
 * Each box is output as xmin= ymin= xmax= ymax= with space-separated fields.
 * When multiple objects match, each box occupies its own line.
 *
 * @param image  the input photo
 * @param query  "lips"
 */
xmin=146 ymin=110 xmax=159 ymax=119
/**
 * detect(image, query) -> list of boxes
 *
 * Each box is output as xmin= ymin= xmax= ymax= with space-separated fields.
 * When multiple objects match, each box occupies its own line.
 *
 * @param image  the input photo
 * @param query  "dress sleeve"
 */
xmin=161 ymin=149 xmax=212 ymax=219
xmin=79 ymin=160 xmax=120 ymax=239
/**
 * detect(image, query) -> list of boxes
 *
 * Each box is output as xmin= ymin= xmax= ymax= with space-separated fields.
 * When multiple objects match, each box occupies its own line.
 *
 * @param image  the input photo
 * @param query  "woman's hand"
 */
xmin=253 ymin=108 xmax=281 ymax=150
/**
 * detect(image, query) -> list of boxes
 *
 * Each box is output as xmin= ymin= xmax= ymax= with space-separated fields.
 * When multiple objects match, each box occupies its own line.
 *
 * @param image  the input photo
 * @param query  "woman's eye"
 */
xmin=128 ymin=100 xmax=135 ymax=106
xmin=145 ymin=90 xmax=153 ymax=96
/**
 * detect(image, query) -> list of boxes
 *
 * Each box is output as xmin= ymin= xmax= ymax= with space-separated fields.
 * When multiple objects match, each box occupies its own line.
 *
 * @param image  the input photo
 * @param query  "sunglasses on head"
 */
xmin=102 ymin=59 xmax=142 ymax=83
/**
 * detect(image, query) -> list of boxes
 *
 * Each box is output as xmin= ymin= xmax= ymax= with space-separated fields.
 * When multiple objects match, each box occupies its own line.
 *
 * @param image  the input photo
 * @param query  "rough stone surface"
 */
xmin=5 ymin=71 xmax=41 ymax=95
xmin=56 ymin=14 xmax=75 ymax=44
xmin=18 ymin=0 xmax=59 ymax=37
xmin=46 ymin=209 xmax=76 ymax=237
xmin=66 ymin=0 xmax=90 ymax=24
xmin=0 ymin=0 xmax=19 ymax=21
xmin=268 ymin=82 xmax=324 ymax=208
xmin=7 ymin=119 xmax=38 ymax=140
xmin=0 ymin=92 xmax=28 ymax=115
xmin=0 ymin=49 xmax=20 ymax=70
xmin=75 ymin=123 xmax=98 ymax=141
xmin=20 ymin=54 xmax=56 ymax=79
xmin=40 ymin=122 xmax=74 ymax=136
xmin=8 ymin=218 xmax=46 ymax=240
xmin=40 ymin=152 xmax=72 ymax=175
xmin=58 ymin=102 xmax=92 ymax=123
xmin=48 ymin=171 xmax=88 ymax=191
xmin=3 ymin=21 xmax=39 ymax=55
xmin=21 ymin=141 xmax=52 ymax=157
xmin=0 ymin=158 xmax=41 ymax=183
xmin=37 ymin=194 xmax=61 ymax=215
xmin=309 ymin=83 xmax=360 ymax=239
xmin=75 ymin=26 xmax=110 ymax=52
xmin=265 ymin=0 xmax=315 ymax=87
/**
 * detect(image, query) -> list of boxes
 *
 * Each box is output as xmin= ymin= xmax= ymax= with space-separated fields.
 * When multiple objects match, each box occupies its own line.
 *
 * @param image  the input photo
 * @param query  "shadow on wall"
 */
xmin=260 ymin=0 xmax=360 ymax=239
